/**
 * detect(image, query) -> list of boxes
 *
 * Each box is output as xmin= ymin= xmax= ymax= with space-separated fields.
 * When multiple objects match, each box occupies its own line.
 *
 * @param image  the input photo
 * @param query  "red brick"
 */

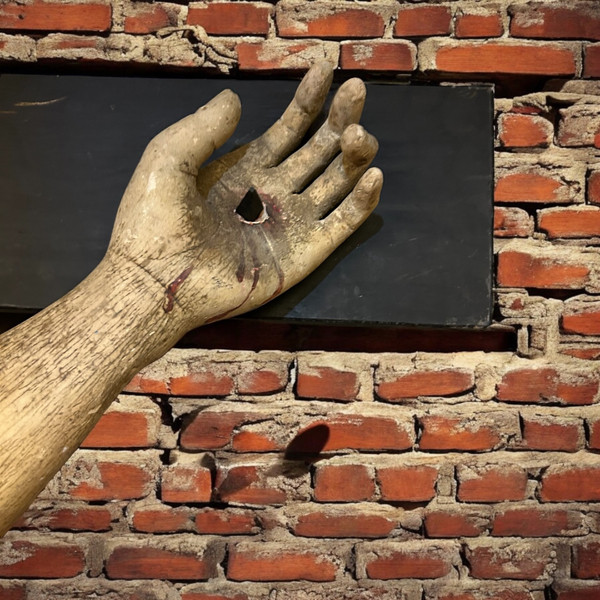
xmin=510 ymin=3 xmax=600 ymax=40
xmin=232 ymin=430 xmax=279 ymax=452
xmin=498 ymin=114 xmax=553 ymax=148
xmin=237 ymin=40 xmax=336 ymax=71
xmin=497 ymin=367 xmax=555 ymax=403
xmin=431 ymin=41 xmax=577 ymax=76
xmin=492 ymin=507 xmax=579 ymax=537
xmin=455 ymin=10 xmax=503 ymax=38
xmin=227 ymin=543 xmax=337 ymax=582
xmin=521 ymin=416 xmax=582 ymax=451
xmin=0 ymin=1 xmax=111 ymax=32
xmin=195 ymin=509 xmax=257 ymax=535
xmin=188 ymin=2 xmax=270 ymax=35
xmin=181 ymin=411 xmax=257 ymax=450
xmin=237 ymin=368 xmax=288 ymax=395
xmin=363 ymin=544 xmax=453 ymax=579
xmin=424 ymin=510 xmax=487 ymax=537
xmin=457 ymin=465 xmax=528 ymax=502
xmin=539 ymin=207 xmax=600 ymax=239
xmin=0 ymin=540 xmax=84 ymax=578
xmin=557 ymin=105 xmax=600 ymax=148
xmin=558 ymin=378 xmax=599 ymax=406
xmin=293 ymin=510 xmax=395 ymax=538
xmin=540 ymin=465 xmax=600 ymax=501
xmin=495 ymin=172 xmax=571 ymax=204
xmin=132 ymin=508 xmax=190 ymax=533
xmin=497 ymin=366 xmax=598 ymax=405
xmin=81 ymin=410 xmax=155 ymax=448
xmin=588 ymin=170 xmax=600 ymax=205
xmin=378 ymin=465 xmax=439 ymax=502
xmin=106 ymin=545 xmax=217 ymax=580
xmin=19 ymin=506 xmax=113 ymax=532
xmin=562 ymin=346 xmax=600 ymax=360
xmin=588 ymin=418 xmax=600 ymax=449
xmin=340 ymin=40 xmax=416 ymax=71
xmin=71 ymin=461 xmax=152 ymax=501
xmin=554 ymin=584 xmax=600 ymax=600
xmin=377 ymin=369 xmax=473 ymax=400
xmin=497 ymin=249 xmax=591 ymax=290
xmin=124 ymin=373 xmax=169 ymax=395
xmin=494 ymin=207 xmax=533 ymax=238
xmin=276 ymin=3 xmax=385 ymax=39
xmin=124 ymin=3 xmax=175 ymax=34
xmin=465 ymin=542 xmax=554 ymax=579
xmin=314 ymin=464 xmax=375 ymax=502
xmin=291 ymin=415 xmax=413 ymax=453
xmin=0 ymin=584 xmax=25 ymax=600
xmin=418 ymin=415 xmax=503 ymax=451
xmin=394 ymin=5 xmax=451 ymax=37
xmin=297 ymin=366 xmax=359 ymax=401
xmin=38 ymin=33 xmax=103 ymax=53
xmin=170 ymin=372 xmax=234 ymax=396
xmin=585 ymin=44 xmax=600 ymax=78
xmin=573 ymin=540 xmax=600 ymax=578
xmin=161 ymin=465 xmax=212 ymax=503
xmin=215 ymin=465 xmax=287 ymax=505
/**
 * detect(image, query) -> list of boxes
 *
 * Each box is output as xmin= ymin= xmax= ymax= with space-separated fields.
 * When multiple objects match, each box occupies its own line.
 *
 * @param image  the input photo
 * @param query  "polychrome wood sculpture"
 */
xmin=0 ymin=62 xmax=382 ymax=536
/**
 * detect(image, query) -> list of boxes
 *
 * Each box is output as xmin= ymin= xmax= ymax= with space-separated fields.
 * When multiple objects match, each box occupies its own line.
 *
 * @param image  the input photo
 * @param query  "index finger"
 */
xmin=246 ymin=61 xmax=334 ymax=168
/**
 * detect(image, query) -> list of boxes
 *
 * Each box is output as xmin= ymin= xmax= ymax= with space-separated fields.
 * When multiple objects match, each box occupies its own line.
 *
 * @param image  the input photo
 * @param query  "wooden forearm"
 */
xmin=0 ymin=253 xmax=184 ymax=536
xmin=0 ymin=64 xmax=381 ymax=538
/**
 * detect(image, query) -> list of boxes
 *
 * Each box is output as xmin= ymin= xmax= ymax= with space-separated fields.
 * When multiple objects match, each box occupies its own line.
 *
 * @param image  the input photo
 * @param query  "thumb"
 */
xmin=146 ymin=89 xmax=242 ymax=176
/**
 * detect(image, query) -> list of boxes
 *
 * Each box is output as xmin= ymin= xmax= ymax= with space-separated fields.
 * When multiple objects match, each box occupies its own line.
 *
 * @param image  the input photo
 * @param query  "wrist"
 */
xmin=84 ymin=251 xmax=188 ymax=369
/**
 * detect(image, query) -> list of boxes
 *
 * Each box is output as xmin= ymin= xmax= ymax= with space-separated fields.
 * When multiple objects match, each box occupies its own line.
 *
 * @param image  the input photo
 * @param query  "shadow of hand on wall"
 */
xmin=213 ymin=424 xmax=331 ymax=502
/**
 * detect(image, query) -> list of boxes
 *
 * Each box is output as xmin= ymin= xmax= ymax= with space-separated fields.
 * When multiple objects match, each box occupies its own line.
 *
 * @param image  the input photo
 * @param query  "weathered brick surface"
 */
xmin=424 ymin=508 xmax=489 ymax=538
xmin=494 ymin=207 xmax=534 ymax=238
xmin=540 ymin=464 xmax=600 ymax=501
xmin=0 ymin=1 xmax=111 ymax=32
xmin=465 ymin=540 xmax=557 ymax=580
xmin=357 ymin=541 xmax=459 ymax=579
xmin=454 ymin=8 xmax=503 ymax=39
xmin=293 ymin=507 xmax=395 ymax=538
xmin=187 ymin=2 xmax=271 ymax=36
xmin=497 ymin=243 xmax=598 ymax=291
xmin=276 ymin=1 xmax=388 ymax=39
xmin=558 ymin=106 xmax=600 ymax=148
xmin=378 ymin=465 xmax=440 ymax=502
xmin=494 ymin=169 xmax=581 ymax=204
xmin=0 ymin=538 xmax=85 ymax=578
xmin=420 ymin=39 xmax=578 ymax=75
xmin=585 ymin=43 xmax=600 ymax=77
xmin=227 ymin=542 xmax=340 ymax=582
xmin=394 ymin=5 xmax=452 ymax=38
xmin=491 ymin=506 xmax=584 ymax=537
xmin=510 ymin=3 xmax=600 ymax=41
xmin=498 ymin=114 xmax=553 ymax=149
xmin=123 ymin=3 xmax=179 ymax=34
xmin=376 ymin=368 xmax=474 ymax=400
xmin=105 ymin=538 xmax=221 ymax=581
xmin=314 ymin=463 xmax=375 ymax=502
xmin=457 ymin=464 xmax=528 ymax=503
xmin=340 ymin=40 xmax=416 ymax=71
xmin=132 ymin=506 xmax=191 ymax=533
xmin=237 ymin=39 xmax=339 ymax=71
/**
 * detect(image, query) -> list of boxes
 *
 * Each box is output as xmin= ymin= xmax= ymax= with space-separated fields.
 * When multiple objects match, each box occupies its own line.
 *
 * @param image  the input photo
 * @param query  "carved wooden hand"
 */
xmin=0 ymin=61 xmax=381 ymax=536
xmin=109 ymin=61 xmax=382 ymax=331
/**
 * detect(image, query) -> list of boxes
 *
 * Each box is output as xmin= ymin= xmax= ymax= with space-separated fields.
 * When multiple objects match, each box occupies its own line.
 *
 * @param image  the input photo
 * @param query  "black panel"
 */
xmin=0 ymin=74 xmax=493 ymax=326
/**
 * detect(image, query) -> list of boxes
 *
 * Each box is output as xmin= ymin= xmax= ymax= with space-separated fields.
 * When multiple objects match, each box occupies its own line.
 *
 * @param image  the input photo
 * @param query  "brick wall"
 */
xmin=1 ymin=1 xmax=600 ymax=599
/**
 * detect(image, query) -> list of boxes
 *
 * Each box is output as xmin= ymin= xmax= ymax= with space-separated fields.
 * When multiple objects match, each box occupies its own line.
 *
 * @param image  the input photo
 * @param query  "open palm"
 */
xmin=109 ymin=62 xmax=382 ymax=331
